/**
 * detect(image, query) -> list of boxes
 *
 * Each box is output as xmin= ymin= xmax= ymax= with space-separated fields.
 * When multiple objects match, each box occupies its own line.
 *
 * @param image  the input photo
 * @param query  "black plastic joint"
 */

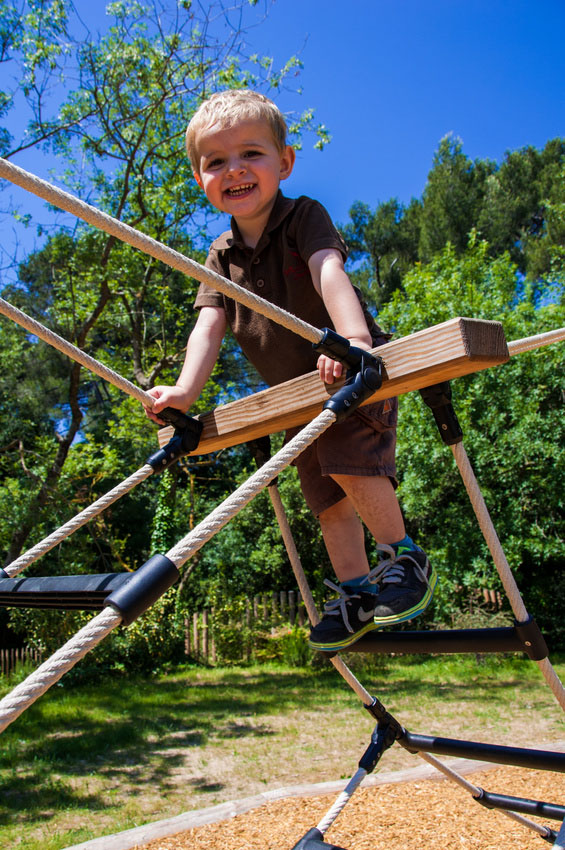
xmin=105 ymin=554 xmax=179 ymax=626
xmin=358 ymin=722 xmax=397 ymax=773
xmin=147 ymin=434 xmax=189 ymax=472
xmin=313 ymin=328 xmax=355 ymax=366
xmin=419 ymin=381 xmax=463 ymax=445
xmin=323 ymin=353 xmax=383 ymax=423
xmin=0 ymin=568 xmax=9 ymax=579
xmin=146 ymin=415 xmax=203 ymax=472
xmin=514 ymin=616 xmax=549 ymax=660
xmin=290 ymin=827 xmax=348 ymax=850
xmin=158 ymin=408 xmax=203 ymax=449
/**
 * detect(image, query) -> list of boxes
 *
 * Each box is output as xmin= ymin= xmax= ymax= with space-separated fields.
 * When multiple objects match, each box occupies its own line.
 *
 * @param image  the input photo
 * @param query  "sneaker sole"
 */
xmin=372 ymin=566 xmax=438 ymax=628
xmin=308 ymin=618 xmax=381 ymax=652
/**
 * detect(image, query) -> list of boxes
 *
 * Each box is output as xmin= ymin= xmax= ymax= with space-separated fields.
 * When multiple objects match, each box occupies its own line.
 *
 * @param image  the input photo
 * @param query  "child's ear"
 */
xmin=279 ymin=145 xmax=296 ymax=181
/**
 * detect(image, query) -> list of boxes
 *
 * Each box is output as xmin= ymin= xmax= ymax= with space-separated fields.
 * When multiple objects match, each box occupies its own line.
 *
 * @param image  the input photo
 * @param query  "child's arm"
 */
xmin=308 ymin=248 xmax=373 ymax=385
xmin=145 ymin=306 xmax=227 ymax=424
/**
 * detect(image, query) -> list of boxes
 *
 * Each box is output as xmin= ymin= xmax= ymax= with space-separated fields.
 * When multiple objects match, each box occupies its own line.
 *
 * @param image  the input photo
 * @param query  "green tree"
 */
xmin=0 ymin=0 xmax=325 ymax=666
xmin=340 ymin=197 xmax=421 ymax=309
xmin=418 ymin=135 xmax=495 ymax=261
xmin=380 ymin=238 xmax=565 ymax=643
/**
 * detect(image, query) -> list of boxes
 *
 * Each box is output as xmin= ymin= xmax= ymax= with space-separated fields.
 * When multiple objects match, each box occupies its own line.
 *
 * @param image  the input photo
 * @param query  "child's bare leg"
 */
xmin=317 ymin=498 xmax=370 ymax=584
xmin=329 ymin=473 xmax=405 ymax=545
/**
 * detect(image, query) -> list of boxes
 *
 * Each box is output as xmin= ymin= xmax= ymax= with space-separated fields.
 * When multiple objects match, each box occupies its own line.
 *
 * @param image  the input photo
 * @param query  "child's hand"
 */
xmin=316 ymin=338 xmax=372 ymax=385
xmin=316 ymin=354 xmax=343 ymax=385
xmin=143 ymin=385 xmax=190 ymax=426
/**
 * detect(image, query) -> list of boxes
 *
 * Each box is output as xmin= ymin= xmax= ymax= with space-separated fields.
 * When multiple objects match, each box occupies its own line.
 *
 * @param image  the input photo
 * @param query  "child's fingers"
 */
xmin=317 ymin=355 xmax=343 ymax=384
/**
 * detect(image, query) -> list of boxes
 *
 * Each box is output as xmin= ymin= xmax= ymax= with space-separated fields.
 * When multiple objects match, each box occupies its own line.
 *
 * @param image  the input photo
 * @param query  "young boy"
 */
xmin=146 ymin=89 xmax=437 ymax=651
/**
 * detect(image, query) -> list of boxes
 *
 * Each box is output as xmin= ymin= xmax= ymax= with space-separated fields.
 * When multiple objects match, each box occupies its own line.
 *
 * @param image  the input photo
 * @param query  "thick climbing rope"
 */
xmin=0 ymin=296 xmax=155 ymax=409
xmin=0 ymin=412 xmax=336 ymax=734
xmin=0 ymin=606 xmax=121 ymax=734
xmin=0 ymin=158 xmax=323 ymax=347
xmin=508 ymin=326 xmax=565 ymax=356
xmin=314 ymin=768 xmax=367 ymax=835
xmin=3 ymin=464 xmax=155 ymax=578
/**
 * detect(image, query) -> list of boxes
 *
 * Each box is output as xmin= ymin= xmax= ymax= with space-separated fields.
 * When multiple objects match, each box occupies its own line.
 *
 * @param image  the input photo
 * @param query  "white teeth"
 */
xmin=227 ymin=184 xmax=254 ymax=196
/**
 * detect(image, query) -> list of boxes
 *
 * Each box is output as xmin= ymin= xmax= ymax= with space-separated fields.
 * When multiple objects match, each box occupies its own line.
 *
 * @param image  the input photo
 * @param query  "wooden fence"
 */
xmin=0 ymin=646 xmax=42 ymax=676
xmin=185 ymin=589 xmax=307 ymax=664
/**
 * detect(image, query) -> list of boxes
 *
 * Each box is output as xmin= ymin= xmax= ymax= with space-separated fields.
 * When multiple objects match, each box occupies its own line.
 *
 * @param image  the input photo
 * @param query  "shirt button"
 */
xmin=253 ymin=257 xmax=261 ymax=264
xmin=256 ymin=279 xmax=265 ymax=288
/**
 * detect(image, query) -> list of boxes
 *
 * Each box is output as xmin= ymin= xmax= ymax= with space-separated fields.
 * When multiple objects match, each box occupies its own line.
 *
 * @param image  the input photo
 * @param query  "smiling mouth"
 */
xmin=225 ymin=183 xmax=255 ymax=197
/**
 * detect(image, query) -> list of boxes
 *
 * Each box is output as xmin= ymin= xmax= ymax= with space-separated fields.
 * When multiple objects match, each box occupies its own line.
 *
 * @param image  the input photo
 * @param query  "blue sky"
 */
xmin=1 ymin=0 xmax=564 ymax=267
xmin=263 ymin=0 xmax=565 ymax=225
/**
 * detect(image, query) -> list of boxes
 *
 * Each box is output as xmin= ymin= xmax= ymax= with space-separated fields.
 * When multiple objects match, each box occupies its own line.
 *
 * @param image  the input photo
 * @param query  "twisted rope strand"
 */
xmin=0 ymin=158 xmax=322 ymax=345
xmin=315 ymin=768 xmax=368 ymax=836
xmin=0 ymin=607 xmax=121 ymax=734
xmin=4 ymin=464 xmax=155 ymax=578
xmin=0 ymin=296 xmax=155 ymax=408
xmin=508 ymin=326 xmax=565 ymax=356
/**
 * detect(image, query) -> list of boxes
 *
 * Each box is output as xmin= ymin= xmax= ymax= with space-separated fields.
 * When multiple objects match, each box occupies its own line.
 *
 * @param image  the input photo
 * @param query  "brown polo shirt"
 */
xmin=194 ymin=192 xmax=386 ymax=386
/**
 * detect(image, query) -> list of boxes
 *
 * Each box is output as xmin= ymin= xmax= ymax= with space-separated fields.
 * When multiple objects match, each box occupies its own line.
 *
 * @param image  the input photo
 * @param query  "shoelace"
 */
xmin=364 ymin=543 xmax=429 ymax=588
xmin=320 ymin=578 xmax=360 ymax=633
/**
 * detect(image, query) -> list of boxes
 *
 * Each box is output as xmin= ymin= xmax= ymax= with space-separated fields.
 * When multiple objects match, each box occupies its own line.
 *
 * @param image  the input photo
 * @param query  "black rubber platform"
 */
xmin=0 ymin=573 xmax=132 ymax=610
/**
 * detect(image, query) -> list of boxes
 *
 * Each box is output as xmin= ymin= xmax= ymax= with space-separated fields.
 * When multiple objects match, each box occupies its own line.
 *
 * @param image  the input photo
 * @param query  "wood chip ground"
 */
xmin=134 ymin=764 xmax=565 ymax=850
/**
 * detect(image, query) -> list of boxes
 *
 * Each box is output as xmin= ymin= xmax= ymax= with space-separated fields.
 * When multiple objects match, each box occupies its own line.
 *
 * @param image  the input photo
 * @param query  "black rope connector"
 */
xmin=314 ymin=329 xmax=383 ymax=423
xmin=419 ymin=381 xmax=463 ymax=445
xmin=146 ymin=409 xmax=203 ymax=472
xmin=105 ymin=553 xmax=179 ymax=626
xmin=0 ymin=568 xmax=9 ymax=579
xmin=358 ymin=720 xmax=398 ymax=774
xmin=514 ymin=615 xmax=549 ymax=660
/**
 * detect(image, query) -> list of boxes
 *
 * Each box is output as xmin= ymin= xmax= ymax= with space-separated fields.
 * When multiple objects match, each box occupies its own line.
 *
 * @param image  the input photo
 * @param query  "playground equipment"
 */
xmin=0 ymin=155 xmax=565 ymax=848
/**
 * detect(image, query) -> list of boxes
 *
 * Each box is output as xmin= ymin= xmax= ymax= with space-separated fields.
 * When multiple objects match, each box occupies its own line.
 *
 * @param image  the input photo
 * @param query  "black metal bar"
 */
xmin=0 ymin=573 xmax=132 ymax=610
xmin=474 ymin=788 xmax=565 ymax=821
xmin=344 ymin=625 xmax=547 ymax=659
xmin=401 ymin=732 xmax=565 ymax=772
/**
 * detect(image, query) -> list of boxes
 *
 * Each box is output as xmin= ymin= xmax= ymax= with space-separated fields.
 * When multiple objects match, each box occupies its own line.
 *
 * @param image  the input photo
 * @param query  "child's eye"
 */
xmin=206 ymin=158 xmax=224 ymax=169
xmin=243 ymin=149 xmax=262 ymax=159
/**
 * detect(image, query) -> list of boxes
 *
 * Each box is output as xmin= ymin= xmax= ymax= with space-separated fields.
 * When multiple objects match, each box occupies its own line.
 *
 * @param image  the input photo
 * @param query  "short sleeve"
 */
xmin=290 ymin=197 xmax=348 ymax=265
xmin=193 ymin=250 xmax=226 ymax=310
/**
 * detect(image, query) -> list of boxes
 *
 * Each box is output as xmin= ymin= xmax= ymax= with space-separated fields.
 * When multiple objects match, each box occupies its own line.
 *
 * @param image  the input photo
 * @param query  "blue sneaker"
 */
xmin=369 ymin=543 xmax=437 ymax=627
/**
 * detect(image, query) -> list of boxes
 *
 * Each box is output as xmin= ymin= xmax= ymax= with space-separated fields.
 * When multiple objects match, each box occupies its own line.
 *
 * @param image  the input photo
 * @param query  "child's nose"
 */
xmin=227 ymin=157 xmax=246 ymax=176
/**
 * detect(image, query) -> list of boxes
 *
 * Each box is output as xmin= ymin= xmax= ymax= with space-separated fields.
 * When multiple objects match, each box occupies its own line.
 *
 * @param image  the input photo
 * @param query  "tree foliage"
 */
xmin=344 ymin=134 xmax=565 ymax=309
xmin=0 ymin=0 xmax=328 ymax=665
xmin=379 ymin=239 xmax=565 ymax=642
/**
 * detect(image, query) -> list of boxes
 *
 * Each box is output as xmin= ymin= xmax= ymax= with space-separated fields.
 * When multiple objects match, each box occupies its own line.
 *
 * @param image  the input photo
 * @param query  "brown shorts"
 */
xmin=289 ymin=397 xmax=399 ymax=517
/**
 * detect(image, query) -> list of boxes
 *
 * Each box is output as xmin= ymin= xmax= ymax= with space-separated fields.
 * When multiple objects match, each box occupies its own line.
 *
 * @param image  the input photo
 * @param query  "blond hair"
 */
xmin=186 ymin=89 xmax=288 ymax=174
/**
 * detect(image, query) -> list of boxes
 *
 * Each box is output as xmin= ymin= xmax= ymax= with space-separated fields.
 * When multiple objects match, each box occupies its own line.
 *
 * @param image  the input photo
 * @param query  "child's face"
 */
xmin=193 ymin=119 xmax=295 ymax=231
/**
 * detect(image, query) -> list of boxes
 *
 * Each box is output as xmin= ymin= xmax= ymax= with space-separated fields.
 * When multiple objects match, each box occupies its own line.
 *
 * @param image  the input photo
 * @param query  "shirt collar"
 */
xmin=213 ymin=191 xmax=295 ymax=252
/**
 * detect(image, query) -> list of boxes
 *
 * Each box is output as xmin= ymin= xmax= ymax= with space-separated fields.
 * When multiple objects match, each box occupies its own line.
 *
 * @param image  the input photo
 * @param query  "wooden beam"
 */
xmin=158 ymin=317 xmax=509 ymax=454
